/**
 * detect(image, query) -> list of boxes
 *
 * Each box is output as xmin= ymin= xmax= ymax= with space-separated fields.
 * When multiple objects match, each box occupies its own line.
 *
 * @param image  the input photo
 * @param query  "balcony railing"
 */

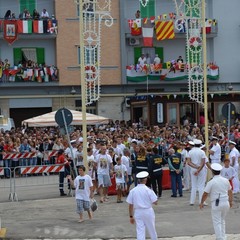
xmin=0 ymin=65 xmax=58 ymax=83
xmin=126 ymin=62 xmax=219 ymax=83
xmin=0 ymin=19 xmax=58 ymax=34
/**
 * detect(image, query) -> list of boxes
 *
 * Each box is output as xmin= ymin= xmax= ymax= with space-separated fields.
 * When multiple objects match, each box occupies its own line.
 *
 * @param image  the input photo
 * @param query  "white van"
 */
xmin=0 ymin=116 xmax=15 ymax=131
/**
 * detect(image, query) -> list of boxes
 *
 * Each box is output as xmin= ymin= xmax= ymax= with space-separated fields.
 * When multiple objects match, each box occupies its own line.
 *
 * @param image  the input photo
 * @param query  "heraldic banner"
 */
xmin=4 ymin=20 xmax=18 ymax=45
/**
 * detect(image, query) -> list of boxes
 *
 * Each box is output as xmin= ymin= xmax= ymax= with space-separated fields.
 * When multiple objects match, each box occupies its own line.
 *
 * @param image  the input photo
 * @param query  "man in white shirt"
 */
xmin=41 ymin=9 xmax=49 ymax=18
xmin=209 ymin=136 xmax=221 ymax=164
xmin=153 ymin=54 xmax=161 ymax=65
xmin=138 ymin=54 xmax=146 ymax=67
xmin=200 ymin=163 xmax=232 ymax=240
xmin=94 ymin=144 xmax=113 ymax=203
xmin=188 ymin=139 xmax=206 ymax=205
xmin=228 ymin=141 xmax=240 ymax=193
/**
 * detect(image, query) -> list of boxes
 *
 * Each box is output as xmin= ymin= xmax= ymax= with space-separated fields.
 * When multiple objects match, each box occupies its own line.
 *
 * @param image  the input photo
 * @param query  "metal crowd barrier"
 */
xmin=0 ymin=167 xmax=14 ymax=201
xmin=0 ymin=164 xmax=67 ymax=202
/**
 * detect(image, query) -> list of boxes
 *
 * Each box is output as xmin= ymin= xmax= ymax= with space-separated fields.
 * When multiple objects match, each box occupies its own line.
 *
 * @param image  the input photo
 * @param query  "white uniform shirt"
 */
xmin=126 ymin=184 xmax=157 ymax=209
xmin=95 ymin=153 xmax=112 ymax=175
xmin=138 ymin=57 xmax=146 ymax=66
xmin=221 ymin=166 xmax=236 ymax=180
xmin=210 ymin=143 xmax=221 ymax=163
xmin=188 ymin=147 xmax=205 ymax=168
xmin=154 ymin=56 xmax=161 ymax=64
xmin=229 ymin=147 xmax=239 ymax=168
xmin=114 ymin=164 xmax=127 ymax=184
xmin=74 ymin=174 xmax=93 ymax=201
xmin=65 ymin=147 xmax=78 ymax=159
xmin=204 ymin=175 xmax=231 ymax=203
xmin=121 ymin=155 xmax=132 ymax=175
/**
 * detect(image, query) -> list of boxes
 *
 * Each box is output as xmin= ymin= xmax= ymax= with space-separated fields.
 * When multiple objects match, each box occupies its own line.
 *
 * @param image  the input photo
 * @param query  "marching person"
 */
xmin=188 ymin=139 xmax=206 ymax=205
xmin=228 ymin=141 xmax=240 ymax=193
xmin=126 ymin=171 xmax=158 ymax=240
xmin=67 ymin=165 xmax=94 ymax=223
xmin=200 ymin=163 xmax=233 ymax=240
xmin=209 ymin=136 xmax=221 ymax=164
xmin=56 ymin=149 xmax=69 ymax=196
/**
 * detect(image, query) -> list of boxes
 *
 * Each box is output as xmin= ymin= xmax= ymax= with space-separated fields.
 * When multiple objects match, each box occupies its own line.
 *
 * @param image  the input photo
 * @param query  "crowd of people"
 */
xmin=0 ymin=121 xmax=238 ymax=238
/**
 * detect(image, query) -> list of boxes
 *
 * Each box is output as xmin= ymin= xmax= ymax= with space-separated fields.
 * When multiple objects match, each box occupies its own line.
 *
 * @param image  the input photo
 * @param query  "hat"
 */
xmin=200 ymin=144 xmax=206 ymax=149
xmin=193 ymin=139 xmax=202 ymax=145
xmin=229 ymin=140 xmax=236 ymax=145
xmin=131 ymin=139 xmax=138 ymax=143
xmin=70 ymin=140 xmax=77 ymax=144
xmin=188 ymin=141 xmax=195 ymax=146
xmin=211 ymin=163 xmax=223 ymax=171
xmin=211 ymin=136 xmax=219 ymax=141
xmin=78 ymin=137 xmax=83 ymax=142
xmin=136 ymin=171 xmax=149 ymax=179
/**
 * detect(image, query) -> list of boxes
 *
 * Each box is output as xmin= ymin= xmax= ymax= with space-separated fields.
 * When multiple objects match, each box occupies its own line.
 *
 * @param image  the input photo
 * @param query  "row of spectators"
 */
xmin=3 ymin=8 xmax=51 ymax=20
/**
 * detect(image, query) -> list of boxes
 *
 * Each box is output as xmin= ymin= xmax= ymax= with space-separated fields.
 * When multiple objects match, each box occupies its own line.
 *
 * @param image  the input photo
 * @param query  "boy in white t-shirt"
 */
xmin=67 ymin=165 xmax=94 ymax=223
xmin=221 ymin=158 xmax=236 ymax=190
xmin=114 ymin=157 xmax=128 ymax=203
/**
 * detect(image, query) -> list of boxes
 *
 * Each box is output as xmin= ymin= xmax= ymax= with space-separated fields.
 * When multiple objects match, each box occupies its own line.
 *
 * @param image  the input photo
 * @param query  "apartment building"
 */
xmin=0 ymin=0 xmax=240 ymax=127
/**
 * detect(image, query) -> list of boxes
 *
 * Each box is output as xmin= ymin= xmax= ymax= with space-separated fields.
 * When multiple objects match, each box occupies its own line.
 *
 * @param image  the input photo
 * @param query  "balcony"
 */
xmin=0 ymin=65 xmax=58 ymax=84
xmin=0 ymin=19 xmax=57 ymax=40
xmin=126 ymin=63 xmax=219 ymax=83
xmin=125 ymin=18 xmax=218 ymax=40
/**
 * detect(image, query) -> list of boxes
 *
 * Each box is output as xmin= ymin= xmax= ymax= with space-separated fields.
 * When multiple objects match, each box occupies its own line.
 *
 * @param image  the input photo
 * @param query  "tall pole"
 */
xmin=79 ymin=1 xmax=88 ymax=170
xmin=202 ymin=0 xmax=208 ymax=151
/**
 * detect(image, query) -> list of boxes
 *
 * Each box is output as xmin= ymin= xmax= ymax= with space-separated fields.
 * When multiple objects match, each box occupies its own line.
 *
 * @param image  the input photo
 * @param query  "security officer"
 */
xmin=200 ymin=163 xmax=233 ymax=240
xmin=149 ymin=147 xmax=165 ymax=198
xmin=167 ymin=148 xmax=183 ymax=197
xmin=56 ymin=149 xmax=69 ymax=196
xmin=126 ymin=171 xmax=158 ymax=240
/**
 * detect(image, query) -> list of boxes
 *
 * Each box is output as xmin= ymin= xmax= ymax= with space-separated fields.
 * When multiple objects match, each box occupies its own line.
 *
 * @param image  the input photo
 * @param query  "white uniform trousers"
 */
xmin=190 ymin=169 xmax=206 ymax=204
xmin=211 ymin=200 xmax=230 ymax=240
xmin=134 ymin=208 xmax=158 ymax=240
xmin=232 ymin=165 xmax=239 ymax=193
xmin=183 ymin=164 xmax=191 ymax=189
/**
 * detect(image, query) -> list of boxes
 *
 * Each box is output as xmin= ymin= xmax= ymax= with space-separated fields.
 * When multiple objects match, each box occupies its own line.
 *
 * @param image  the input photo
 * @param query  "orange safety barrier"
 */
xmin=0 ymin=167 xmax=4 ymax=176
xmin=162 ymin=167 xmax=171 ymax=190
xmin=3 ymin=152 xmax=37 ymax=160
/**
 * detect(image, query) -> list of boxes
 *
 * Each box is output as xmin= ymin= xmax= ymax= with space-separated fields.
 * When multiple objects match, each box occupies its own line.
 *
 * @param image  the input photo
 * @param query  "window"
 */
xmin=76 ymin=0 xmax=94 ymax=16
xmin=14 ymin=48 xmax=45 ymax=65
xmin=140 ymin=0 xmax=155 ymax=18
xmin=75 ymin=100 xmax=97 ymax=114
xmin=77 ymin=46 xmax=98 ymax=65
xmin=20 ymin=0 xmax=36 ymax=15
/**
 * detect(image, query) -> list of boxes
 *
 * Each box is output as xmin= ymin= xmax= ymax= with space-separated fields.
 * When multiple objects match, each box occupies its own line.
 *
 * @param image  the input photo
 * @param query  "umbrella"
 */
xmin=22 ymin=109 xmax=109 ymax=127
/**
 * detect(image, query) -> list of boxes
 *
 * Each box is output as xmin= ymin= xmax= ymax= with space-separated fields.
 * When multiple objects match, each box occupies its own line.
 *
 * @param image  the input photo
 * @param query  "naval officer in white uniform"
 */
xmin=126 ymin=171 xmax=158 ymax=240
xmin=200 ymin=163 xmax=233 ymax=240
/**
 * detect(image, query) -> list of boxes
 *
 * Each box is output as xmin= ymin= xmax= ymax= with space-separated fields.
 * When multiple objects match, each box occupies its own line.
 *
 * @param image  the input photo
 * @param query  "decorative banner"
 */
xmin=142 ymin=19 xmax=154 ymax=47
xmin=4 ymin=20 xmax=18 ymax=44
xmin=155 ymin=21 xmax=175 ymax=41
xmin=131 ymin=19 xmax=142 ymax=36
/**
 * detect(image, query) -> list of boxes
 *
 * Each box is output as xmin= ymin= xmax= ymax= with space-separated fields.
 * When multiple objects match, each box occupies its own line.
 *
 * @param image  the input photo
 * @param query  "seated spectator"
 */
xmin=41 ymin=9 xmax=49 ymax=18
xmin=4 ymin=10 xmax=11 ymax=19
xmin=25 ymin=10 xmax=31 ymax=19
xmin=11 ymin=12 xmax=16 ymax=19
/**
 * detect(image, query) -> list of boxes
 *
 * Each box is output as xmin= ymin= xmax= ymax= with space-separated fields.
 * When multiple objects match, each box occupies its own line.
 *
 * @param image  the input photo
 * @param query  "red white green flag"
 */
xmin=33 ymin=20 xmax=44 ymax=33
xmin=17 ymin=20 xmax=32 ymax=34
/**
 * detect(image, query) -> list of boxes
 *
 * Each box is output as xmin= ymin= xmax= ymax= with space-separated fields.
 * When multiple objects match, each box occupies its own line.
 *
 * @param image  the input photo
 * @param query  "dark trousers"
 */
xmin=170 ymin=171 xmax=183 ymax=196
xmin=151 ymin=171 xmax=163 ymax=197
xmin=59 ymin=168 xmax=70 ymax=193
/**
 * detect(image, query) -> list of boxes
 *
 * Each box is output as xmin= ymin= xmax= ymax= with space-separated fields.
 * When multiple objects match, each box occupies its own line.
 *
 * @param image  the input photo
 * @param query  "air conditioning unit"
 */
xmin=129 ymin=38 xmax=140 ymax=46
xmin=125 ymin=97 xmax=131 ymax=108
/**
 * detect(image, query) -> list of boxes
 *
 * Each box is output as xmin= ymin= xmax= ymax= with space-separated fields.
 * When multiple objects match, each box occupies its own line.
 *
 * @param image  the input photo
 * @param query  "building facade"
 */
xmin=0 ymin=0 xmax=240 ymax=127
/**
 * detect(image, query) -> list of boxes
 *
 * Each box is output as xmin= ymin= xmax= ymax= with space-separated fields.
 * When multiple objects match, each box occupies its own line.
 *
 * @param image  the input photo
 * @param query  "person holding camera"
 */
xmin=199 ymin=163 xmax=233 ymax=240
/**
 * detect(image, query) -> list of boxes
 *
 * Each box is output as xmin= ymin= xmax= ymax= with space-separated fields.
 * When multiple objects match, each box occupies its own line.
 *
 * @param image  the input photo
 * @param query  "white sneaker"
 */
xmin=203 ymin=202 xmax=208 ymax=206
xmin=182 ymin=188 xmax=189 ymax=191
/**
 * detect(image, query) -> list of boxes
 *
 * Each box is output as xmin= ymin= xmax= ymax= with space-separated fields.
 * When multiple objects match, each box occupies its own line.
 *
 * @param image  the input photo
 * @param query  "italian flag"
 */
xmin=33 ymin=20 xmax=44 ymax=33
xmin=17 ymin=20 xmax=32 ymax=33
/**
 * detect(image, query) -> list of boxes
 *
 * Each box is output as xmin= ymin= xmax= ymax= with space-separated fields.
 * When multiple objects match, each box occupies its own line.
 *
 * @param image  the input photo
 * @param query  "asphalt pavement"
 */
xmin=0 ymin=175 xmax=240 ymax=239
